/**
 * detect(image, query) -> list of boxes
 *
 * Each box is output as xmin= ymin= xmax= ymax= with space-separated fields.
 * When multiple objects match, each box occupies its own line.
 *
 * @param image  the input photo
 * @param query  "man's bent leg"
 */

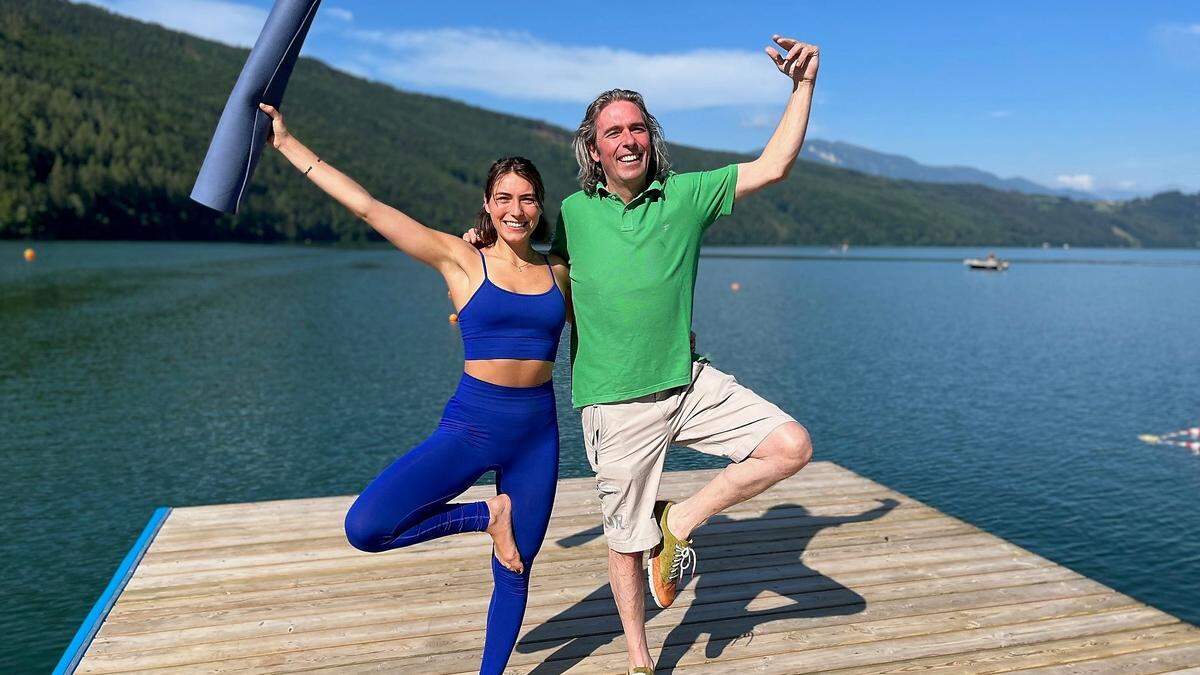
xmin=669 ymin=421 xmax=811 ymax=540
xmin=662 ymin=362 xmax=812 ymax=541
xmin=610 ymin=548 xmax=654 ymax=670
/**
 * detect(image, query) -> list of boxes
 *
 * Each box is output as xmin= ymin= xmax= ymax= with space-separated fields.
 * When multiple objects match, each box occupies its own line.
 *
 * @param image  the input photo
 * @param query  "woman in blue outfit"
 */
xmin=259 ymin=103 xmax=569 ymax=674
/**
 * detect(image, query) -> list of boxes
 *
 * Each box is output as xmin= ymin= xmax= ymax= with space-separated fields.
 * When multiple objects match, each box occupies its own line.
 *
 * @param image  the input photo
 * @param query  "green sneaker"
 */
xmin=647 ymin=500 xmax=696 ymax=608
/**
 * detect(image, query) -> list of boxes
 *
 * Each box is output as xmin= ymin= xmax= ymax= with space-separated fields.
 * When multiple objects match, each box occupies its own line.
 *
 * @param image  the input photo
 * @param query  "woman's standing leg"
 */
xmin=479 ymin=421 xmax=560 ymax=674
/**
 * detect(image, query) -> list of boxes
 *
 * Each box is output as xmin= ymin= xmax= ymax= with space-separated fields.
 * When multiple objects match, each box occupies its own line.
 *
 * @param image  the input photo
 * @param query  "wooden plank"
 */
xmin=151 ymin=475 xmax=885 ymax=544
xmin=1017 ymin=642 xmax=1200 ymax=674
xmin=82 ymin=578 xmax=1119 ymax=673
xmin=112 ymin=530 xmax=1010 ymax=609
xmin=154 ymin=462 xmax=861 ymax=526
xmin=102 ymin=541 xmax=1043 ymax=630
xmin=143 ymin=493 xmax=912 ymax=571
xmin=132 ymin=502 xmax=935 ymax=578
xmin=147 ymin=486 xmax=913 ymax=553
xmin=567 ymin=608 xmax=1182 ymax=674
xmin=121 ymin=513 xmax=978 ymax=596
xmin=83 ymin=564 xmax=1090 ymax=669
xmin=92 ymin=548 xmax=1059 ymax=647
xmin=494 ymin=596 xmax=1164 ymax=675
xmin=137 ymin=498 xmax=928 ymax=569
xmin=829 ymin=624 xmax=1200 ymax=674
xmin=153 ymin=585 xmax=1161 ymax=673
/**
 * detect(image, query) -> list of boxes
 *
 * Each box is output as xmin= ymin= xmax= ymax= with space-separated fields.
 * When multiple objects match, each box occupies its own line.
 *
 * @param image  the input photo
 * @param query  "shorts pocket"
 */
xmin=581 ymin=405 xmax=604 ymax=471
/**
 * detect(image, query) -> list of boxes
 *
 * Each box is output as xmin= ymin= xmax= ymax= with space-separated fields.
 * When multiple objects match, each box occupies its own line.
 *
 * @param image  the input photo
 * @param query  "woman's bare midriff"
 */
xmin=465 ymin=359 xmax=555 ymax=388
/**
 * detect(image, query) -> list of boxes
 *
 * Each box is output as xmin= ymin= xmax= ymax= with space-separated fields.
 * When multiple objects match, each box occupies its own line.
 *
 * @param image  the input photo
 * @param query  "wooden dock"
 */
xmin=64 ymin=462 xmax=1200 ymax=673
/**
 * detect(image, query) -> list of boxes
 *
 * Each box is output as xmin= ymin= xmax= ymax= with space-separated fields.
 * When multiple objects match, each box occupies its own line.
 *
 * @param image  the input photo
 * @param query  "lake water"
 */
xmin=2 ymin=241 xmax=1198 ymax=671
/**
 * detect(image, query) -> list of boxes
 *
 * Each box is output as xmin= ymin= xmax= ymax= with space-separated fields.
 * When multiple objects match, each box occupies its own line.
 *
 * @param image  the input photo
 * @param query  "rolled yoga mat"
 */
xmin=191 ymin=0 xmax=323 ymax=214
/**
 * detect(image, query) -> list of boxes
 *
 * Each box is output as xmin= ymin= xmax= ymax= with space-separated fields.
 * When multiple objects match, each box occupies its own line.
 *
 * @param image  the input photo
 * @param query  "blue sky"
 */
xmin=84 ymin=0 xmax=1199 ymax=195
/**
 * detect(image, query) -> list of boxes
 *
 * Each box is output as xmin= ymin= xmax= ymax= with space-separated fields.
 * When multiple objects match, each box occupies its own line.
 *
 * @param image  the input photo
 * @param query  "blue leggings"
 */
xmin=344 ymin=373 xmax=559 ymax=675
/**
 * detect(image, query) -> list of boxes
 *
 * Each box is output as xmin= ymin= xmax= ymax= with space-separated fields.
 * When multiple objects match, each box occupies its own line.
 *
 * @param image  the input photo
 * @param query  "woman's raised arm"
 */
xmin=259 ymin=103 xmax=473 ymax=274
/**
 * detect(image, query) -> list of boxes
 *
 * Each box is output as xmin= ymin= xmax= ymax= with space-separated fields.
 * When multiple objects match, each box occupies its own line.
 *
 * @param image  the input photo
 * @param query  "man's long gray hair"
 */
xmin=572 ymin=89 xmax=672 ymax=194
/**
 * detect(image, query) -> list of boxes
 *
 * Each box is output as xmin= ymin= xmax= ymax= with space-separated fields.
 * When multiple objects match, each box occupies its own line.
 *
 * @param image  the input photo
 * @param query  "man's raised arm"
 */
xmin=736 ymin=35 xmax=820 ymax=200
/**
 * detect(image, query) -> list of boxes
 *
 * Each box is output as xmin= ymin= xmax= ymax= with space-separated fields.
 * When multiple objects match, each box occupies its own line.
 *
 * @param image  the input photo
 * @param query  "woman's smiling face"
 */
xmin=485 ymin=172 xmax=541 ymax=245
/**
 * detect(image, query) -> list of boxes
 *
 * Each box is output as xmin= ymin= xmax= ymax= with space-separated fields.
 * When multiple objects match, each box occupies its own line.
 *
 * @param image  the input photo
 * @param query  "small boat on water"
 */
xmin=1140 ymin=427 xmax=1200 ymax=455
xmin=964 ymin=253 xmax=1010 ymax=271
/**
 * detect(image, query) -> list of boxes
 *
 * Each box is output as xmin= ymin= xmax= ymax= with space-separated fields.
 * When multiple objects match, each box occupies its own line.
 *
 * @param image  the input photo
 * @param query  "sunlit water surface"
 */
xmin=2 ymin=242 xmax=1198 ymax=670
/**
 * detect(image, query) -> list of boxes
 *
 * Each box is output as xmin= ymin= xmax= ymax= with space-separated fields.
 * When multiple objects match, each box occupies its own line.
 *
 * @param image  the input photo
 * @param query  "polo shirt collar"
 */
xmin=596 ymin=177 xmax=665 ymax=204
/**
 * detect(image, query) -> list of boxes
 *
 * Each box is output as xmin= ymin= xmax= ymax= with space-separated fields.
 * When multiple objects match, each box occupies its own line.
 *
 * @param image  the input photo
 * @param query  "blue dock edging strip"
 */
xmin=53 ymin=506 xmax=173 ymax=675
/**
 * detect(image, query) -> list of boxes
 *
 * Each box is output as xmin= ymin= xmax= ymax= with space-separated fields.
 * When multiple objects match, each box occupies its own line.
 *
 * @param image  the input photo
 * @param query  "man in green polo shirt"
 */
xmin=549 ymin=35 xmax=821 ymax=672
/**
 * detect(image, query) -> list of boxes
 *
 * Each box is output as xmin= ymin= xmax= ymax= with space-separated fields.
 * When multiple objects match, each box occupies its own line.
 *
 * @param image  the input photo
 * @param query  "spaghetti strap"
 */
xmin=542 ymin=254 xmax=554 ymax=282
xmin=478 ymin=249 xmax=489 ymax=279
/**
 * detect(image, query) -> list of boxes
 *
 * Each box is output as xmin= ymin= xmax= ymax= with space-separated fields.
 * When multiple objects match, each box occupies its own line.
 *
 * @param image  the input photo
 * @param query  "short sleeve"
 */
xmin=690 ymin=164 xmax=738 ymax=229
xmin=549 ymin=209 xmax=570 ymax=263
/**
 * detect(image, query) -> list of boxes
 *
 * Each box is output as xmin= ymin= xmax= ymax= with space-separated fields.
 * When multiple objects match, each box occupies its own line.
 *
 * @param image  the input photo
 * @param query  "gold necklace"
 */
xmin=506 ymin=257 xmax=535 ymax=272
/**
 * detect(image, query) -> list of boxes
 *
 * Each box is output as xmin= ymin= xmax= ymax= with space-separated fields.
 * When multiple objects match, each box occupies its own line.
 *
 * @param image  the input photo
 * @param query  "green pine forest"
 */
xmin=2 ymin=0 xmax=1198 ymax=247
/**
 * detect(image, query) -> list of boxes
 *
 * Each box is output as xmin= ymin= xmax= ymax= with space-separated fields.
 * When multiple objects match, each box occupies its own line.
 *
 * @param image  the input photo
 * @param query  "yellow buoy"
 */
xmin=448 ymin=313 xmax=458 ymax=324
xmin=23 ymin=248 xmax=36 ymax=262
xmin=730 ymin=281 xmax=741 ymax=292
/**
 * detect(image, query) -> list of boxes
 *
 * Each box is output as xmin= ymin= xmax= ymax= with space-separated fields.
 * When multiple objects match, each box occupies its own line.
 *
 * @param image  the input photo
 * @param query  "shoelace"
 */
xmin=667 ymin=542 xmax=697 ymax=582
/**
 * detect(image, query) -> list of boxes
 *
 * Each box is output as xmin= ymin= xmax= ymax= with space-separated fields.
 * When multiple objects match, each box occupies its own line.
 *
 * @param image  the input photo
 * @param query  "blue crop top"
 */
xmin=458 ymin=251 xmax=566 ymax=362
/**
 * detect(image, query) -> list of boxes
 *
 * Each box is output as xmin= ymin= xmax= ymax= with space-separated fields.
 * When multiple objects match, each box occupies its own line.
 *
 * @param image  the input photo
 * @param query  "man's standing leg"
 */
xmin=609 ymin=549 xmax=654 ymax=669
xmin=581 ymin=399 xmax=673 ymax=671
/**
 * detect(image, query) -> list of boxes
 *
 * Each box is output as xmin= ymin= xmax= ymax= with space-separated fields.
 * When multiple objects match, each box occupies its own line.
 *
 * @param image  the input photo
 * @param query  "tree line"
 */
xmin=2 ymin=0 xmax=1196 ymax=247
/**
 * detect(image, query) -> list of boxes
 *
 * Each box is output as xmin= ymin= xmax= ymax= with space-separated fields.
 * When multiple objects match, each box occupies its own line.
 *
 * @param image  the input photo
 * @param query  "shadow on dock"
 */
xmin=518 ymin=499 xmax=898 ymax=673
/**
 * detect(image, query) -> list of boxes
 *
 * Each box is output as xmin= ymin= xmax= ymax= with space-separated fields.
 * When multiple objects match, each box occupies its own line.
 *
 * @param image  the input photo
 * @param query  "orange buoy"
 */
xmin=730 ymin=281 xmax=741 ymax=292
xmin=448 ymin=313 xmax=458 ymax=324
xmin=23 ymin=248 xmax=36 ymax=262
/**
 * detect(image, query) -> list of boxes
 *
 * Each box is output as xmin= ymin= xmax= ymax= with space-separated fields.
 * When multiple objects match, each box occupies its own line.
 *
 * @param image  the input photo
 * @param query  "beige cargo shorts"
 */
xmin=580 ymin=360 xmax=796 ymax=553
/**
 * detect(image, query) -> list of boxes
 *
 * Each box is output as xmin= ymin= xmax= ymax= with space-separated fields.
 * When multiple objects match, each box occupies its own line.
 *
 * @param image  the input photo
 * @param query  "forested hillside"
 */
xmin=2 ymin=0 xmax=1197 ymax=247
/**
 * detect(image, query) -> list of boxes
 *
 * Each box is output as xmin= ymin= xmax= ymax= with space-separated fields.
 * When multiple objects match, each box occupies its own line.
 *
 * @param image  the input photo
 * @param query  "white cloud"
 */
xmin=812 ymin=150 xmax=840 ymax=164
xmin=741 ymin=112 xmax=775 ymax=129
xmin=74 ymin=6 xmax=799 ymax=112
xmin=1151 ymin=22 xmax=1200 ymax=67
xmin=1056 ymin=174 xmax=1096 ymax=191
xmin=348 ymin=27 xmax=787 ymax=111
xmin=81 ymin=0 xmax=266 ymax=47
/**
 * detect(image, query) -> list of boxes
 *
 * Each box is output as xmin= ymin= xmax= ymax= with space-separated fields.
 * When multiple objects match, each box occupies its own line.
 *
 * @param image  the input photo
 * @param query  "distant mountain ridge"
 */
xmin=2 ymin=0 xmax=1198 ymax=248
xmin=801 ymin=140 xmax=1104 ymax=200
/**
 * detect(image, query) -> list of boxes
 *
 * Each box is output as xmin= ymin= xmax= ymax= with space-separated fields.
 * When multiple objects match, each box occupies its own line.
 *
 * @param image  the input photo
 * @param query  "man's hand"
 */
xmin=462 ymin=227 xmax=483 ymax=248
xmin=765 ymin=35 xmax=819 ymax=86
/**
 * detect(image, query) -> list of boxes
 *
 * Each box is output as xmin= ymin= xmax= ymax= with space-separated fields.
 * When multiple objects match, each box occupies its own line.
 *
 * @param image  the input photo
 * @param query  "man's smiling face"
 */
xmin=589 ymin=100 xmax=651 ymax=194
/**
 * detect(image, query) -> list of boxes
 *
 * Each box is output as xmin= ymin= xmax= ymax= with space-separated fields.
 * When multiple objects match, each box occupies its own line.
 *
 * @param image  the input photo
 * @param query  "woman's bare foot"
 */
xmin=486 ymin=494 xmax=523 ymax=574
